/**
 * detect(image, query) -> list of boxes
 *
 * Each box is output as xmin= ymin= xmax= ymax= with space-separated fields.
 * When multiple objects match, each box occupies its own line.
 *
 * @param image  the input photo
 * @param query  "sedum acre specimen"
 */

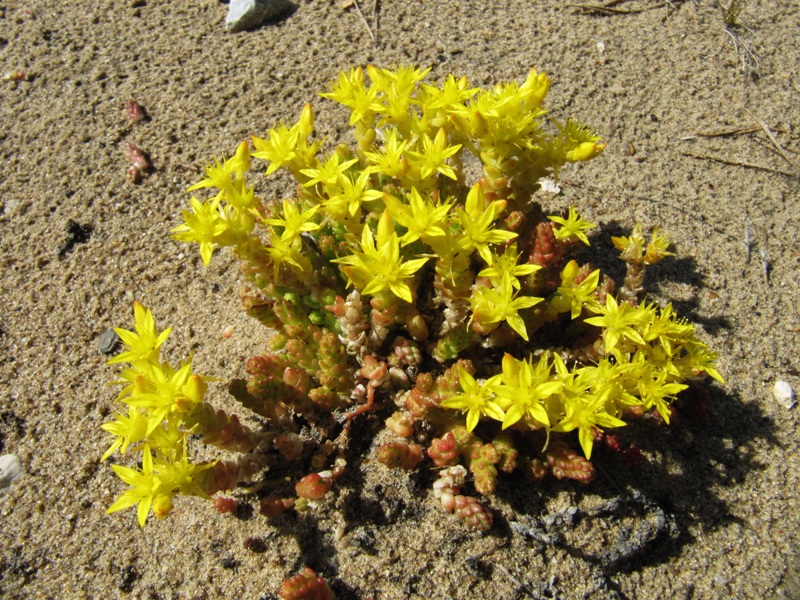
xmin=102 ymin=66 xmax=722 ymax=534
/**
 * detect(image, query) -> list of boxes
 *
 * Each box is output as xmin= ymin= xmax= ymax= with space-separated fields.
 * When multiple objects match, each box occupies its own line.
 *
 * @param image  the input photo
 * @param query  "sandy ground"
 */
xmin=1 ymin=0 xmax=799 ymax=598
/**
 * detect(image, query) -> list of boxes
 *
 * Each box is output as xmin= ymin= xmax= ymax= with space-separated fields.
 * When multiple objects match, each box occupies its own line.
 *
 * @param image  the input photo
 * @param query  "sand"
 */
xmin=1 ymin=0 xmax=799 ymax=598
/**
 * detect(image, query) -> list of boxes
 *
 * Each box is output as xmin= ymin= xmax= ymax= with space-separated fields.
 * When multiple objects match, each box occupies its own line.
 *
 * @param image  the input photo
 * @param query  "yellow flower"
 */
xmin=420 ymin=74 xmax=478 ymax=112
xmin=252 ymin=123 xmax=298 ymax=175
xmin=171 ymin=196 xmax=227 ymax=265
xmin=320 ymin=67 xmax=381 ymax=126
xmin=637 ymin=369 xmax=687 ymax=424
xmin=558 ymin=118 xmax=605 ymax=162
xmin=383 ymin=187 xmax=452 ymax=246
xmin=477 ymin=244 xmax=540 ymax=289
xmin=187 ymin=140 xmax=251 ymax=193
xmin=549 ymin=206 xmax=596 ymax=246
xmin=265 ymin=228 xmax=313 ymax=282
xmin=364 ymin=128 xmax=408 ymax=179
xmin=108 ymin=302 xmax=172 ymax=366
xmin=100 ymin=405 xmax=148 ymax=461
xmin=456 ymin=184 xmax=517 ymax=265
xmin=122 ymin=358 xmax=197 ymax=435
xmin=106 ymin=446 xmax=165 ymax=527
xmin=263 ymin=200 xmax=320 ymax=244
xmin=469 ymin=273 xmax=542 ymax=340
xmin=440 ymin=366 xmax=505 ymax=432
xmin=549 ymin=260 xmax=601 ymax=319
xmin=333 ymin=211 xmax=429 ymax=303
xmin=584 ymin=294 xmax=647 ymax=354
xmin=643 ymin=227 xmax=675 ymax=264
xmin=300 ymin=152 xmax=359 ymax=188
xmin=494 ymin=353 xmax=561 ymax=430
xmin=551 ymin=388 xmax=627 ymax=459
xmin=613 ymin=223 xmax=675 ymax=266
xmin=323 ymin=170 xmax=384 ymax=218
xmin=405 ymin=127 xmax=462 ymax=181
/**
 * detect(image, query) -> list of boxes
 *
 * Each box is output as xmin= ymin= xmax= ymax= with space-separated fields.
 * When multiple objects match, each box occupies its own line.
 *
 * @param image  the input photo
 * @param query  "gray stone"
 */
xmin=226 ymin=0 xmax=295 ymax=33
xmin=98 ymin=328 xmax=121 ymax=355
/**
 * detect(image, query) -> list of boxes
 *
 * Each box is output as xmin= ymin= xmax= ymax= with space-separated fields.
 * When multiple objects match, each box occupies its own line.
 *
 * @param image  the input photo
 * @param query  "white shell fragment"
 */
xmin=0 ymin=454 xmax=24 ymax=498
xmin=773 ymin=380 xmax=796 ymax=409
xmin=537 ymin=177 xmax=561 ymax=194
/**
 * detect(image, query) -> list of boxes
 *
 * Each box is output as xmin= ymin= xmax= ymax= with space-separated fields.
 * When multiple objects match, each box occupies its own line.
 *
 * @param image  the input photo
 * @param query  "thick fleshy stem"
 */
xmin=183 ymin=402 xmax=273 ymax=454
xmin=316 ymin=329 xmax=355 ymax=393
xmin=396 ymin=301 xmax=429 ymax=341
xmin=526 ymin=221 xmax=570 ymax=295
xmin=259 ymin=496 xmax=295 ymax=517
xmin=453 ymin=495 xmax=494 ymax=532
xmin=478 ymin=149 xmax=515 ymax=203
xmin=432 ymin=465 xmax=493 ymax=531
xmin=278 ymin=567 xmax=334 ymax=600
xmin=544 ymin=441 xmax=595 ymax=483
xmin=432 ymin=324 xmax=471 ymax=363
xmin=619 ymin=262 xmax=646 ymax=305
xmin=368 ymin=292 xmax=399 ymax=349
xmin=295 ymin=472 xmax=334 ymax=500
xmin=428 ymin=432 xmax=460 ymax=466
xmin=273 ymin=295 xmax=314 ymax=339
xmin=328 ymin=290 xmax=370 ymax=362
xmin=241 ymin=294 xmax=283 ymax=330
xmin=388 ymin=336 xmax=423 ymax=369
xmin=405 ymin=362 xmax=473 ymax=420
xmin=229 ymin=359 xmax=315 ymax=420
xmin=522 ymin=455 xmax=549 ymax=481
xmin=433 ymin=251 xmax=473 ymax=333
xmin=377 ymin=442 xmax=424 ymax=470
xmin=195 ymin=454 xmax=266 ymax=497
xmin=385 ymin=411 xmax=415 ymax=437
xmin=466 ymin=442 xmax=500 ymax=496
xmin=491 ymin=433 xmax=519 ymax=473
xmin=237 ymin=239 xmax=285 ymax=291
xmin=405 ymin=372 xmax=437 ymax=419
xmin=307 ymin=385 xmax=349 ymax=411
xmin=285 ymin=337 xmax=320 ymax=379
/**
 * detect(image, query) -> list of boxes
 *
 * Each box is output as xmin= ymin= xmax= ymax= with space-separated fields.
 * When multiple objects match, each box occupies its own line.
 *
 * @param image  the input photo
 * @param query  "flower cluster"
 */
xmin=102 ymin=66 xmax=722 ymax=537
xmin=102 ymin=302 xmax=283 ymax=526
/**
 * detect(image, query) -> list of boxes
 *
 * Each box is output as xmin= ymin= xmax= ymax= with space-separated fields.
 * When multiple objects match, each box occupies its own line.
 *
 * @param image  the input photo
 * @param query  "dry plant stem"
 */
xmin=679 ymin=124 xmax=790 ymax=140
xmin=746 ymin=108 xmax=799 ymax=171
xmin=679 ymin=149 xmax=796 ymax=177
xmin=567 ymin=0 xmax=668 ymax=14
xmin=722 ymin=27 xmax=760 ymax=79
xmin=351 ymin=0 xmax=375 ymax=43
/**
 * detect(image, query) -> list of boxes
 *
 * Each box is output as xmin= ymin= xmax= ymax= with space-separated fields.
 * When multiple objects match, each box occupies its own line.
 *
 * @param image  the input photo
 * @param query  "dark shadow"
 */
xmin=497 ymin=379 xmax=776 ymax=585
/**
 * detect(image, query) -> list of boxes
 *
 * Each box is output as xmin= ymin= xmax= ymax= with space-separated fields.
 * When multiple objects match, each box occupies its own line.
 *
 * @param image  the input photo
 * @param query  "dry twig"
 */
xmin=746 ymin=109 xmax=799 ymax=171
xmin=342 ymin=0 xmax=375 ymax=43
xmin=680 ymin=124 xmax=790 ymax=140
xmin=567 ymin=3 xmax=649 ymax=14
xmin=353 ymin=0 xmax=375 ymax=43
xmin=679 ymin=149 xmax=796 ymax=177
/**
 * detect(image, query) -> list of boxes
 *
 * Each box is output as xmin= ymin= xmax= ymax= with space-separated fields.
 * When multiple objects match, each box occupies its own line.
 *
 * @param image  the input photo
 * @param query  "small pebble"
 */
xmin=773 ymin=380 xmax=795 ymax=409
xmin=98 ymin=329 xmax=121 ymax=355
xmin=0 ymin=454 xmax=23 ymax=498
xmin=226 ymin=0 xmax=294 ymax=32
